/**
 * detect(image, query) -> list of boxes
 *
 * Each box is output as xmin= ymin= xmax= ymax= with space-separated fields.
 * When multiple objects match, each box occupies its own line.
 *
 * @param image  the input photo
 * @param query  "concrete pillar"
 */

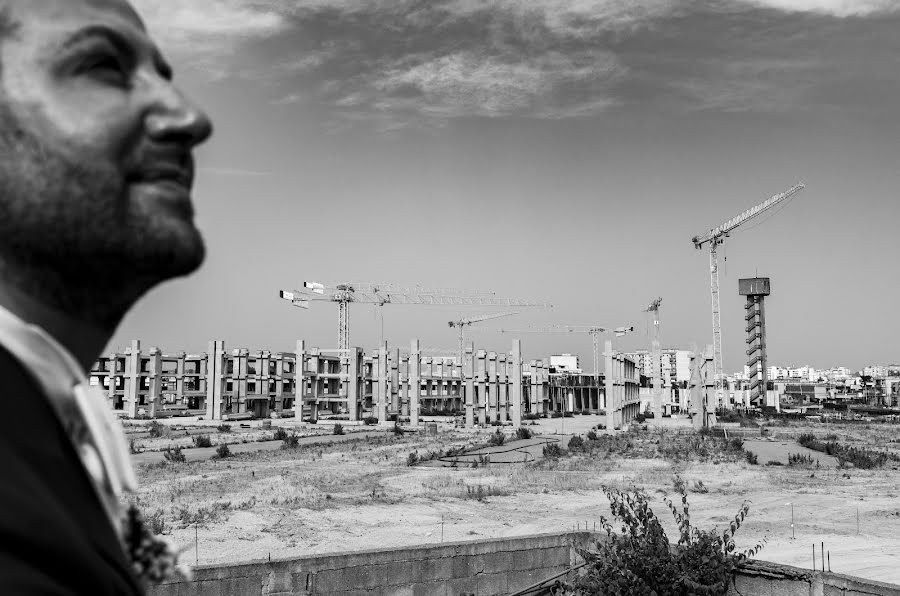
xmin=309 ymin=347 xmax=320 ymax=423
xmin=175 ymin=353 xmax=185 ymax=409
xmin=123 ymin=340 xmax=141 ymax=418
xmin=465 ymin=343 xmax=475 ymax=428
xmin=497 ymin=353 xmax=508 ymax=422
xmin=295 ymin=341 xmax=307 ymax=419
xmin=511 ymin=340 xmax=523 ymax=427
xmin=409 ymin=340 xmax=420 ymax=426
xmin=235 ymin=349 xmax=248 ymax=414
xmin=605 ymin=339 xmax=615 ymax=433
xmin=476 ymin=350 xmax=487 ymax=426
xmin=487 ymin=352 xmax=498 ymax=422
xmin=376 ymin=342 xmax=388 ymax=423
xmin=205 ymin=340 xmax=225 ymax=420
xmin=348 ymin=347 xmax=361 ymax=421
xmin=147 ymin=348 xmax=161 ymax=418
xmin=390 ymin=348 xmax=400 ymax=416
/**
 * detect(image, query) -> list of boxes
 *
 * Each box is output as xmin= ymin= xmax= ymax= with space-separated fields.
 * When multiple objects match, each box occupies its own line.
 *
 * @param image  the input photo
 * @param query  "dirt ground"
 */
xmin=132 ymin=415 xmax=900 ymax=586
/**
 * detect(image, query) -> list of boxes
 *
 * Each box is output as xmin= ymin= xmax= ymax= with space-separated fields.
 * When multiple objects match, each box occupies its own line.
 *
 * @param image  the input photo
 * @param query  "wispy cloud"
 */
xmin=740 ymin=0 xmax=900 ymax=17
xmin=131 ymin=0 xmax=288 ymax=51
xmin=130 ymin=0 xmax=900 ymax=126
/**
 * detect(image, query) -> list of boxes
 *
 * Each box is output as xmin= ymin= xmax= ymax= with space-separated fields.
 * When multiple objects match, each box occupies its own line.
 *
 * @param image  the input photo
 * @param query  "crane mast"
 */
xmin=692 ymin=183 xmax=805 ymax=404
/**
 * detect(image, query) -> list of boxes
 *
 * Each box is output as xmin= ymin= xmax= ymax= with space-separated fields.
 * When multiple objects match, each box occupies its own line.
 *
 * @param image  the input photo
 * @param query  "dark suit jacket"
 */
xmin=0 ymin=345 xmax=143 ymax=595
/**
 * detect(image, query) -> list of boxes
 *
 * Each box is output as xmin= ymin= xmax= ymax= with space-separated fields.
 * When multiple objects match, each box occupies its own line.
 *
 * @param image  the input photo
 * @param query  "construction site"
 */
xmin=94 ymin=184 xmax=887 ymax=594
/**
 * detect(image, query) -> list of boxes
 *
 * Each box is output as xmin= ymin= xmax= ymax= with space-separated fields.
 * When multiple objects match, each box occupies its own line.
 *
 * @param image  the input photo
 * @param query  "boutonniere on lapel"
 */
xmin=123 ymin=505 xmax=192 ymax=584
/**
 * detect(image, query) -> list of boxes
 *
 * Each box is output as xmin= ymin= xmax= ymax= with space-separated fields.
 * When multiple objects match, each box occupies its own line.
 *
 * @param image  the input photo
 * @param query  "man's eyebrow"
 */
xmin=57 ymin=24 xmax=173 ymax=80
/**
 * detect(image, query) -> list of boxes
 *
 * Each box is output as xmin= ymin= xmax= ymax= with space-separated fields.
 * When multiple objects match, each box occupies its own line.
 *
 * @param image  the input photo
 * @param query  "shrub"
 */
xmin=693 ymin=480 xmax=709 ymax=494
xmin=193 ymin=435 xmax=212 ymax=448
xmin=147 ymin=420 xmax=166 ymax=438
xmin=543 ymin=443 xmax=563 ymax=459
xmin=162 ymin=446 xmax=186 ymax=463
xmin=215 ymin=443 xmax=231 ymax=459
xmin=766 ymin=460 xmax=783 ymax=466
xmin=563 ymin=411 xmax=574 ymax=418
xmin=362 ymin=416 xmax=378 ymax=426
xmin=406 ymin=452 xmax=419 ymax=467
xmin=523 ymin=413 xmax=541 ymax=420
xmin=332 ymin=423 xmax=345 ymax=436
xmin=635 ymin=413 xmax=647 ymax=423
xmin=392 ymin=422 xmax=405 ymax=436
xmin=551 ymin=411 xmax=563 ymax=418
xmin=216 ymin=424 xmax=231 ymax=433
xmin=129 ymin=439 xmax=141 ymax=454
xmin=745 ymin=450 xmax=758 ymax=465
xmin=273 ymin=427 xmax=288 ymax=441
xmin=798 ymin=433 xmax=897 ymax=469
xmin=564 ymin=483 xmax=763 ymax=595
xmin=515 ymin=427 xmax=533 ymax=440
xmin=568 ymin=435 xmax=585 ymax=451
xmin=728 ymin=437 xmax=744 ymax=452
xmin=281 ymin=433 xmax=300 ymax=449
xmin=464 ymin=485 xmax=509 ymax=502
xmin=586 ymin=430 xmax=599 ymax=441
xmin=487 ymin=430 xmax=506 ymax=447
xmin=788 ymin=453 xmax=815 ymax=466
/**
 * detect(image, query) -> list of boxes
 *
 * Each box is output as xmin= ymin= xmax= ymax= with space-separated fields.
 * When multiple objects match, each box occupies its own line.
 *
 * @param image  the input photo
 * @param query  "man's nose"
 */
xmin=145 ymin=84 xmax=213 ymax=148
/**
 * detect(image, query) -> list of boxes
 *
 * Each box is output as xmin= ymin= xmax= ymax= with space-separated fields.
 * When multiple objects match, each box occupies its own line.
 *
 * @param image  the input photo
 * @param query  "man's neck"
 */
xmin=0 ymin=279 xmax=119 ymax=374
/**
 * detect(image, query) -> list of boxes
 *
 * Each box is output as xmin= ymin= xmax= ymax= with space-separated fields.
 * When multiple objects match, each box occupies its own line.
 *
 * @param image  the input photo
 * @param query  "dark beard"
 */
xmin=0 ymin=108 xmax=205 ymax=326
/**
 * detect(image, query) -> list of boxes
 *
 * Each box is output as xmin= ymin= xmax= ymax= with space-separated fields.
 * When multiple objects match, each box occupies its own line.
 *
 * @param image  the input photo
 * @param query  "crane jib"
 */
xmin=694 ymin=183 xmax=805 ymax=247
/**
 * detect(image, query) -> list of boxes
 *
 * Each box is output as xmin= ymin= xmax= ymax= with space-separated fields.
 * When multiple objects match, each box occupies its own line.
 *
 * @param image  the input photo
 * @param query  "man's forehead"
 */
xmin=4 ymin=0 xmax=145 ymax=32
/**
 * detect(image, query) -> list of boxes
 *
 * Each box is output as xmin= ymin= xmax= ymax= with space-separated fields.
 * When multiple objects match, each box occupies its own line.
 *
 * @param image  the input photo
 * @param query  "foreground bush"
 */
xmin=162 ymin=446 xmax=186 ymax=463
xmin=215 ymin=443 xmax=231 ymax=459
xmin=487 ymin=429 xmax=506 ymax=447
xmin=563 ymin=482 xmax=763 ymax=595
xmin=515 ymin=427 xmax=533 ymax=440
xmin=333 ymin=423 xmax=345 ymax=435
xmin=273 ymin=427 xmax=288 ymax=441
xmin=193 ymin=435 xmax=212 ymax=448
xmin=797 ymin=433 xmax=898 ymax=469
xmin=147 ymin=420 xmax=166 ymax=438
xmin=216 ymin=424 xmax=231 ymax=433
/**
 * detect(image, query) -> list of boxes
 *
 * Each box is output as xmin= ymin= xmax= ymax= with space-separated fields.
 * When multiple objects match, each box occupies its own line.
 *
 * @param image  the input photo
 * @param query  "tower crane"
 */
xmin=279 ymin=281 xmax=549 ymax=350
xmin=500 ymin=325 xmax=634 ymax=384
xmin=692 ymin=183 xmax=805 ymax=403
xmin=448 ymin=312 xmax=518 ymax=363
xmin=644 ymin=297 xmax=663 ymax=417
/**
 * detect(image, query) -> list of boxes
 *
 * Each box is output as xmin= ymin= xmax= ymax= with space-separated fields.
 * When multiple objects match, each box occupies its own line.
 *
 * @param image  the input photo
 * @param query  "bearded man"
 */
xmin=0 ymin=0 xmax=212 ymax=593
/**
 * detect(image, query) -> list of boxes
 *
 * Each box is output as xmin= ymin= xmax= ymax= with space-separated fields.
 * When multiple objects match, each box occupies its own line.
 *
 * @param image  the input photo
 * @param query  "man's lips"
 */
xmin=129 ymin=165 xmax=193 ymax=189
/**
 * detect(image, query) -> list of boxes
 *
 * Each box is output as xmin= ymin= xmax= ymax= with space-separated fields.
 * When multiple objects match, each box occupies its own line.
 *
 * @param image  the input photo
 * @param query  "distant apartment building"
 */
xmin=623 ymin=349 xmax=692 ymax=387
xmin=550 ymin=354 xmax=581 ymax=374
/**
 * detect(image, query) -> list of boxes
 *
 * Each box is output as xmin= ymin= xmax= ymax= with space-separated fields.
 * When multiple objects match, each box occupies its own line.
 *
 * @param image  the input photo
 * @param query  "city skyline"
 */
xmin=112 ymin=0 xmax=900 ymax=372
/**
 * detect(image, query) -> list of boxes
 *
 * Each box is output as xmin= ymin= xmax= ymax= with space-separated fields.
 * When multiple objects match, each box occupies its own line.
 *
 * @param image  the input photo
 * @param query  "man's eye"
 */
xmin=82 ymin=55 xmax=128 ymax=83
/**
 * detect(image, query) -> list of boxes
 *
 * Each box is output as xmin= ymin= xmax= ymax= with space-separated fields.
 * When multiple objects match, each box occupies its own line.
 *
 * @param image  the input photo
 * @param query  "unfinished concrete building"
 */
xmin=91 ymin=338 xmax=641 ymax=428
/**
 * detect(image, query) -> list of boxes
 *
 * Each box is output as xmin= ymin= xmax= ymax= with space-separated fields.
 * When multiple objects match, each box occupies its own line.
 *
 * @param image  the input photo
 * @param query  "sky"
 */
xmin=112 ymin=0 xmax=900 ymax=372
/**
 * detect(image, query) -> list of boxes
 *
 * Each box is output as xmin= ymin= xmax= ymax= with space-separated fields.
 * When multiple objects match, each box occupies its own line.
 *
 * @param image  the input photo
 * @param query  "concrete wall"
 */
xmin=730 ymin=560 xmax=900 ymax=596
xmin=149 ymin=531 xmax=592 ymax=596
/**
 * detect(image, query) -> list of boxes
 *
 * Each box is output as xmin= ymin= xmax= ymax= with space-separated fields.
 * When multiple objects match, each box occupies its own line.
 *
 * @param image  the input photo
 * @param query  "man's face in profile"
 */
xmin=0 ymin=0 xmax=212 ymax=286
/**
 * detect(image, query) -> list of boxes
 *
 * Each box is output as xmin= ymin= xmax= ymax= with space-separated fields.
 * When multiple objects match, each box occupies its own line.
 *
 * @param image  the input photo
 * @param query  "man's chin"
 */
xmin=129 ymin=228 xmax=206 ymax=280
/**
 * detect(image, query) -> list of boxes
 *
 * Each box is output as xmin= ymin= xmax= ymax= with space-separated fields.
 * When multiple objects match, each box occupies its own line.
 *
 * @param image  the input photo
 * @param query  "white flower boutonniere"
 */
xmin=123 ymin=505 xmax=193 ymax=584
